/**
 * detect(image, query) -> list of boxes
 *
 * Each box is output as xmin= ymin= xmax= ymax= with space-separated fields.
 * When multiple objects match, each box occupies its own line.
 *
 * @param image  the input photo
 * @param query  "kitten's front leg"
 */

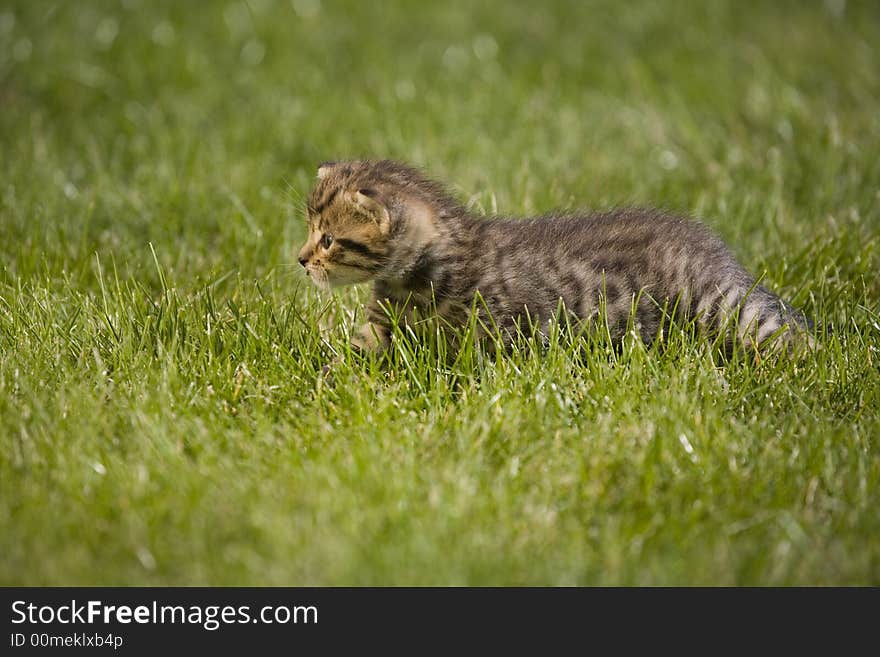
xmin=352 ymin=321 xmax=391 ymax=353
xmin=321 ymin=298 xmax=390 ymax=381
xmin=352 ymin=296 xmax=391 ymax=353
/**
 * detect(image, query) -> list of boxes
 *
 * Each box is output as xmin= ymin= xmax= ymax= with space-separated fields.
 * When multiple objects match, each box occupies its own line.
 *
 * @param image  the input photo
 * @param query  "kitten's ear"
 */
xmin=317 ymin=161 xmax=337 ymax=179
xmin=353 ymin=188 xmax=390 ymax=233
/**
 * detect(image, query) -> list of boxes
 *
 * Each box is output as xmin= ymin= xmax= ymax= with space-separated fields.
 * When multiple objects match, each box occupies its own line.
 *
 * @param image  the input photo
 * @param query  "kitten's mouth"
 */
xmin=305 ymin=266 xmax=331 ymax=290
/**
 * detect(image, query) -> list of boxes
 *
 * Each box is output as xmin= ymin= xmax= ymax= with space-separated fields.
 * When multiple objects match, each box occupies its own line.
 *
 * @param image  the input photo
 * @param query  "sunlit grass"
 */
xmin=0 ymin=0 xmax=878 ymax=585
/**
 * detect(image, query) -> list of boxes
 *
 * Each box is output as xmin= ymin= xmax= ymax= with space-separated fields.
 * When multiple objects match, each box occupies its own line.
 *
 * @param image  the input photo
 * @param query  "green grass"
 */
xmin=1 ymin=0 xmax=879 ymax=585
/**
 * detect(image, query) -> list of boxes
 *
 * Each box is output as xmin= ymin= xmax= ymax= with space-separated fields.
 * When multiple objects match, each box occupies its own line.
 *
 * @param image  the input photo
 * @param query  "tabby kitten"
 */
xmin=298 ymin=160 xmax=812 ymax=355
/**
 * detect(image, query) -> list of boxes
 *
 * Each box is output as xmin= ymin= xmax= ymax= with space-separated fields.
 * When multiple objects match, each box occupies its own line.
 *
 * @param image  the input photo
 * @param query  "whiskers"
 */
xmin=282 ymin=177 xmax=306 ymax=210
xmin=268 ymin=260 xmax=332 ymax=291
xmin=267 ymin=262 xmax=322 ymax=291
xmin=270 ymin=262 xmax=307 ymax=280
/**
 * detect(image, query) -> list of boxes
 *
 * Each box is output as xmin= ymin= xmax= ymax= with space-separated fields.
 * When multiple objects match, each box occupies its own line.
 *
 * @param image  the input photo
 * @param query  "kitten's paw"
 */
xmin=318 ymin=360 xmax=338 ymax=387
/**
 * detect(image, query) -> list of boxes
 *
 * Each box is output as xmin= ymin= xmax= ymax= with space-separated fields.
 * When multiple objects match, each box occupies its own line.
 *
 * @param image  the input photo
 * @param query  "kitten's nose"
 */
xmin=298 ymin=256 xmax=308 ymax=268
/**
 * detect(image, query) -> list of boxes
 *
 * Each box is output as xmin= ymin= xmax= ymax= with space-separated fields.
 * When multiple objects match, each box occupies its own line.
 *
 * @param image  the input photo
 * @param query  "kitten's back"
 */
xmin=449 ymin=208 xmax=807 ymax=347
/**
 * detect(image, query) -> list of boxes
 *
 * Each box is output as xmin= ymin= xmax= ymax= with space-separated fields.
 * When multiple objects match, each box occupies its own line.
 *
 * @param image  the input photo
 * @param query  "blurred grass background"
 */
xmin=1 ymin=0 xmax=878 ymax=584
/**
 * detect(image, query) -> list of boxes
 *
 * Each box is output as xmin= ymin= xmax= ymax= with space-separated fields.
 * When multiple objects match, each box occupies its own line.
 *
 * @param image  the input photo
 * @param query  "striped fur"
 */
xmin=297 ymin=160 xmax=813 ymax=354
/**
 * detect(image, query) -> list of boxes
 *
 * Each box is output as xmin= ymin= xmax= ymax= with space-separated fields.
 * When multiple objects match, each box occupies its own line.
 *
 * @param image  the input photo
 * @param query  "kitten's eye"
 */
xmin=321 ymin=234 xmax=334 ymax=249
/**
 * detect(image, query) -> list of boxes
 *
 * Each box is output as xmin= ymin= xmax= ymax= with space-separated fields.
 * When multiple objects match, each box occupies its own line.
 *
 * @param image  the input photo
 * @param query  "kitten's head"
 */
xmin=297 ymin=160 xmax=450 ymax=289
